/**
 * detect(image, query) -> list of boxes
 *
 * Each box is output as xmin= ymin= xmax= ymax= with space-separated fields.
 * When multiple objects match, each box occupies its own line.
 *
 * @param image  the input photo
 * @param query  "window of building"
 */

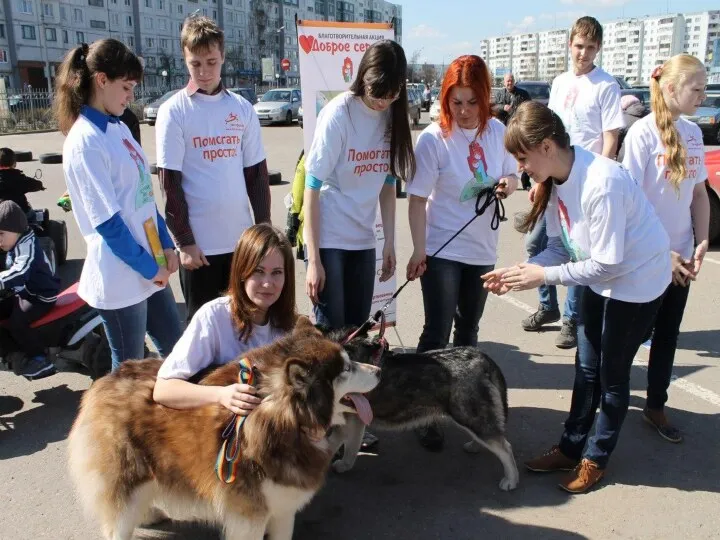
xmin=125 ymin=0 xmax=130 ymax=6
xmin=177 ymin=4 xmax=183 ymax=13
xmin=60 ymin=6 xmax=67 ymax=19
xmin=126 ymin=15 xmax=133 ymax=26
xmin=90 ymin=20 xmax=106 ymax=29
xmin=77 ymin=31 xmax=85 ymax=43
xmin=43 ymin=2 xmax=54 ymax=16
xmin=145 ymin=0 xmax=151 ymax=7
xmin=146 ymin=37 xmax=155 ymax=48
xmin=212 ymin=9 xmax=216 ymax=18
xmin=88 ymin=0 xmax=104 ymax=6
xmin=158 ymin=18 xmax=166 ymax=30
xmin=127 ymin=35 xmax=134 ymax=47
xmin=0 ymin=24 xmax=4 ymax=39
xmin=111 ymin=13 xmax=119 ymax=26
xmin=0 ymin=50 xmax=7 ymax=63
xmin=145 ymin=17 xmax=153 ymax=29
xmin=146 ymin=56 xmax=156 ymax=67
xmin=45 ymin=27 xmax=57 ymax=41
xmin=62 ymin=29 xmax=68 ymax=43
xmin=226 ymin=0 xmax=231 ymax=4
xmin=18 ymin=0 xmax=33 ymax=14
xmin=21 ymin=25 xmax=36 ymax=40
xmin=157 ymin=0 xmax=164 ymax=8
xmin=74 ymin=8 xmax=83 ymax=23
xmin=160 ymin=38 xmax=169 ymax=49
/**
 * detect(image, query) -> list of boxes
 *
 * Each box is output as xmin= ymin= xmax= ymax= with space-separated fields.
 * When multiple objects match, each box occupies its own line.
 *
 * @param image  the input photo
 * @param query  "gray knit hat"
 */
xmin=0 ymin=200 xmax=28 ymax=234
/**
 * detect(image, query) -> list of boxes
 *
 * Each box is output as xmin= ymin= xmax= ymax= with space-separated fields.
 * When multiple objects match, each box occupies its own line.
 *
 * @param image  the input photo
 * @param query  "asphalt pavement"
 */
xmin=0 ymin=114 xmax=719 ymax=539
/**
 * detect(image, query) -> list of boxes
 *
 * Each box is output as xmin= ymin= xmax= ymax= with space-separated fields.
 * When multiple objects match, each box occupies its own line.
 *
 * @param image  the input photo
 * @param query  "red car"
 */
xmin=707 ymin=149 xmax=720 ymax=243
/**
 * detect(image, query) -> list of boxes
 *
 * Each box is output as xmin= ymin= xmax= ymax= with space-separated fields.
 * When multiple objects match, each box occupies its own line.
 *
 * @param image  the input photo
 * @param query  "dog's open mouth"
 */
xmin=341 ymin=393 xmax=373 ymax=425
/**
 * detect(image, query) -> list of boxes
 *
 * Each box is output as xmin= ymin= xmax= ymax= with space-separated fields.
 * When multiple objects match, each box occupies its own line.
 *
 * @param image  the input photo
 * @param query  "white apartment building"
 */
xmin=640 ymin=14 xmax=685 ymax=83
xmin=0 ymin=0 xmax=401 ymax=89
xmin=599 ymin=18 xmax=643 ymax=84
xmin=684 ymin=10 xmax=720 ymax=73
xmin=478 ymin=38 xmax=488 ymax=63
xmin=536 ymin=29 xmax=567 ymax=81
xmin=487 ymin=35 xmax=512 ymax=79
xmin=511 ymin=32 xmax=538 ymax=80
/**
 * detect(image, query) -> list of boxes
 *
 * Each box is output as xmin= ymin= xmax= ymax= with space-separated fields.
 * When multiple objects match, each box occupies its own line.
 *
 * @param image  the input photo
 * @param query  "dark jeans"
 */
xmin=417 ymin=256 xmax=494 ymax=353
xmin=558 ymin=287 xmax=663 ymax=468
xmin=0 ymin=296 xmax=54 ymax=357
xmin=179 ymin=252 xmax=233 ymax=324
xmin=646 ymin=283 xmax=690 ymax=410
xmin=525 ymin=214 xmax=581 ymax=322
xmin=97 ymin=286 xmax=182 ymax=371
xmin=313 ymin=248 xmax=376 ymax=330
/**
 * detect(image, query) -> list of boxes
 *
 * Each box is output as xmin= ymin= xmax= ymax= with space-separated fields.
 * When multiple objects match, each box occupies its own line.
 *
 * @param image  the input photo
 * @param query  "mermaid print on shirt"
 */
xmin=557 ymin=196 xmax=588 ymax=262
xmin=122 ymin=138 xmax=155 ymax=209
xmin=460 ymin=141 xmax=496 ymax=202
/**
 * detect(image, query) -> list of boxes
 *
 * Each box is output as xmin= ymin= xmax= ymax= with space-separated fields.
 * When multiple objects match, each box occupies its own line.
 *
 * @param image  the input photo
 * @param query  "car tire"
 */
xmin=286 ymin=111 xmax=293 ymax=125
xmin=14 ymin=150 xmax=33 ymax=162
xmin=150 ymin=163 xmax=158 ymax=175
xmin=47 ymin=219 xmax=68 ymax=265
xmin=148 ymin=121 xmax=155 ymax=127
xmin=269 ymin=170 xmax=282 ymax=185
xmin=37 ymin=236 xmax=57 ymax=275
xmin=707 ymin=183 xmax=720 ymax=244
xmin=39 ymin=152 xmax=62 ymax=164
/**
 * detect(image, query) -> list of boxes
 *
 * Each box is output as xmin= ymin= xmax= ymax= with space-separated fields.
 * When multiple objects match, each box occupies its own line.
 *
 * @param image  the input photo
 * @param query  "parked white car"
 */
xmin=253 ymin=88 xmax=302 ymax=125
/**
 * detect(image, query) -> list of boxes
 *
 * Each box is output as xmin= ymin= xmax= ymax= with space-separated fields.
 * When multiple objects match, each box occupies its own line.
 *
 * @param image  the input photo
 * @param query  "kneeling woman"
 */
xmin=483 ymin=101 xmax=671 ymax=494
xmin=154 ymin=224 xmax=297 ymax=415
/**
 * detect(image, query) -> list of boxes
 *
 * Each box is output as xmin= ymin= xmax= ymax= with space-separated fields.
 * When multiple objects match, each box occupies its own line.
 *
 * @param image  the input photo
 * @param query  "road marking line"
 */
xmin=489 ymin=293 xmax=720 ymax=408
xmin=704 ymin=256 xmax=720 ymax=265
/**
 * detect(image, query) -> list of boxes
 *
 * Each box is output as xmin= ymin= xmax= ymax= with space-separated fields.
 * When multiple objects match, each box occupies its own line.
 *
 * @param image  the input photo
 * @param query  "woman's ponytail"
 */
xmin=54 ymin=44 xmax=92 ymax=134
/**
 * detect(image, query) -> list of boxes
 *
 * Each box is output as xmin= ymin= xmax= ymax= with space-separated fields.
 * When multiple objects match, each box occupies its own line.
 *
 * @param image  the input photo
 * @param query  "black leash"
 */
xmin=344 ymin=182 xmax=507 ymax=342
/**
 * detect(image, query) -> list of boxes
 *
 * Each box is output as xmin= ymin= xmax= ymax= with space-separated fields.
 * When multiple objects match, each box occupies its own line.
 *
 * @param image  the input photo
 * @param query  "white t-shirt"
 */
xmin=549 ymin=67 xmax=624 ymax=154
xmin=622 ymin=113 xmax=708 ymax=259
xmin=545 ymin=147 xmax=670 ymax=302
xmin=305 ymin=92 xmax=391 ymax=250
xmin=157 ymin=296 xmax=287 ymax=380
xmin=62 ymin=114 xmax=161 ymax=309
xmin=155 ymin=89 xmax=266 ymax=255
xmin=406 ymin=120 xmax=518 ymax=265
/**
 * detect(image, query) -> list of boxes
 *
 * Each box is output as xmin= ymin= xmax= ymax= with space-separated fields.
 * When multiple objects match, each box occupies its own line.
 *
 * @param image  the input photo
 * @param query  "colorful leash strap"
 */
xmin=215 ymin=357 xmax=254 ymax=484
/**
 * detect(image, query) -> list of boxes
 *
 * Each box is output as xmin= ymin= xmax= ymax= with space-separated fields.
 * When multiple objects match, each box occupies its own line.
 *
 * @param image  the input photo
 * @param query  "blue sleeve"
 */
xmin=384 ymin=175 xmax=397 ymax=186
xmin=156 ymin=207 xmax=175 ymax=250
xmin=95 ymin=213 xmax=159 ymax=281
xmin=305 ymin=173 xmax=323 ymax=190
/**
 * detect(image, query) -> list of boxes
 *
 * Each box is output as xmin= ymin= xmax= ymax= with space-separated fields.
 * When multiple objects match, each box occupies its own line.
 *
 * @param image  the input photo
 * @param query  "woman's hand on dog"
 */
xmin=217 ymin=383 xmax=261 ymax=416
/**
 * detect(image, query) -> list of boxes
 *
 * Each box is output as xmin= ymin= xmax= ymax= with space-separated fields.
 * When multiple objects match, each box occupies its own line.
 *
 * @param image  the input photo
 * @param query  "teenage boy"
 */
xmin=156 ymin=16 xmax=270 ymax=322
xmin=522 ymin=16 xmax=624 ymax=349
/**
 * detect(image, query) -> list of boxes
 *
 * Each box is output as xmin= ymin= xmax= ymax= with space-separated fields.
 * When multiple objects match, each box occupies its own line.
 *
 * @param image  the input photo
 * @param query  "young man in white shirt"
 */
xmin=522 ymin=16 xmax=624 ymax=349
xmin=156 ymin=16 xmax=270 ymax=323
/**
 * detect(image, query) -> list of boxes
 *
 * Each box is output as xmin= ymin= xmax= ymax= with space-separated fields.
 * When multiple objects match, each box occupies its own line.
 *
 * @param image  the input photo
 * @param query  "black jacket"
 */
xmin=0 ymin=168 xmax=45 ymax=213
xmin=495 ymin=87 xmax=531 ymax=123
xmin=120 ymin=108 xmax=141 ymax=145
xmin=2 ymin=229 xmax=59 ymax=303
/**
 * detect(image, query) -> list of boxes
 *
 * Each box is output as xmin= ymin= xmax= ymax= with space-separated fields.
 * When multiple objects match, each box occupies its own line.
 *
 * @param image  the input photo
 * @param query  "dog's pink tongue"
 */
xmin=347 ymin=394 xmax=373 ymax=425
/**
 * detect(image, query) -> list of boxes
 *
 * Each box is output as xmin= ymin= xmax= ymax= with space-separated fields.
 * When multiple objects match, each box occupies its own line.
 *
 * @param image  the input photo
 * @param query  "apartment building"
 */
xmin=511 ymin=32 xmax=538 ymax=80
xmin=0 ymin=0 xmax=401 ymax=89
xmin=684 ymin=10 xmax=720 ymax=72
xmin=537 ymin=28 xmax=568 ymax=81
xmin=487 ymin=35 xmax=512 ymax=78
xmin=640 ymin=14 xmax=685 ymax=83
xmin=600 ymin=18 xmax=643 ymax=83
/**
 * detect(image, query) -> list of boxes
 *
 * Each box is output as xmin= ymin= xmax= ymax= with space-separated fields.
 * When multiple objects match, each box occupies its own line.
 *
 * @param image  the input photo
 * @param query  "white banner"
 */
xmin=297 ymin=20 xmax=397 ymax=327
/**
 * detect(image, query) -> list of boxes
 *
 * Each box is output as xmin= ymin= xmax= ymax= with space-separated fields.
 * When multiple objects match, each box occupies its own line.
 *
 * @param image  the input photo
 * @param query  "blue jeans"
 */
xmin=313 ymin=248 xmax=376 ymax=330
xmin=646 ymin=283 xmax=690 ymax=410
xmin=558 ymin=287 xmax=663 ymax=468
xmin=417 ymin=256 xmax=494 ymax=353
xmin=525 ymin=214 xmax=581 ymax=323
xmin=98 ymin=286 xmax=183 ymax=371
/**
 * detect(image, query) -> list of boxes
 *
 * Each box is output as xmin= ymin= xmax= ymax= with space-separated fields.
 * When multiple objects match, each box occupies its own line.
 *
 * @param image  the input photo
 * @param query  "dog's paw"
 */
xmin=498 ymin=476 xmax=519 ymax=491
xmin=462 ymin=440 xmax=483 ymax=454
xmin=332 ymin=460 xmax=354 ymax=474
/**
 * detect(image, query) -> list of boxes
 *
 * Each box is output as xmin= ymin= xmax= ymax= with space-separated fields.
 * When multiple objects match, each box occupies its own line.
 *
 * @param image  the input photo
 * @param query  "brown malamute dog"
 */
xmin=67 ymin=318 xmax=380 ymax=540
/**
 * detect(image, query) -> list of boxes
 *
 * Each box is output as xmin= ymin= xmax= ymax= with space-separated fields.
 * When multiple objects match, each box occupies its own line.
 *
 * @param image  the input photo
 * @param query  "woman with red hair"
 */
xmin=405 ymin=55 xmax=519 ymax=451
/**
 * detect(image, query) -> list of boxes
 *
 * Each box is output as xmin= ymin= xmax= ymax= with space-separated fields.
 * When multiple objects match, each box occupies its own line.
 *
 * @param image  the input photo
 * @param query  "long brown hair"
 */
xmin=505 ymin=101 xmax=571 ymax=233
xmin=54 ymin=39 xmax=143 ymax=134
xmin=649 ymin=54 xmax=705 ymax=191
xmin=349 ymin=39 xmax=416 ymax=182
xmin=439 ymin=55 xmax=492 ymax=138
xmin=227 ymin=224 xmax=297 ymax=342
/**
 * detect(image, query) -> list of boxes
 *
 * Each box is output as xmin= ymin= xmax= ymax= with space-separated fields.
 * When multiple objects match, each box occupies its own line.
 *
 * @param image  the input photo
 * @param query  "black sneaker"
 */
xmin=521 ymin=307 xmax=561 ymax=331
xmin=20 ymin=355 xmax=56 ymax=381
xmin=555 ymin=320 xmax=578 ymax=349
xmin=415 ymin=423 xmax=444 ymax=452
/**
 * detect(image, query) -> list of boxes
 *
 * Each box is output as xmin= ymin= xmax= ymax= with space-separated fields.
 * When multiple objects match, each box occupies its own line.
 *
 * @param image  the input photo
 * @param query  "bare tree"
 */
xmin=408 ymin=48 xmax=423 ymax=83
xmin=421 ymin=63 xmax=437 ymax=85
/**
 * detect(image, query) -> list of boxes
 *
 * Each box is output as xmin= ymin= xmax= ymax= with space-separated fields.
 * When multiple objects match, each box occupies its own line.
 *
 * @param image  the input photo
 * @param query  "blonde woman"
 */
xmin=622 ymin=54 xmax=710 ymax=444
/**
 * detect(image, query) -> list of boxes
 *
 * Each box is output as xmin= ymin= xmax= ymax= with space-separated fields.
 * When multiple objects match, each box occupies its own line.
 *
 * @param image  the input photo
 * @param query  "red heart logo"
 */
xmin=299 ymin=35 xmax=315 ymax=54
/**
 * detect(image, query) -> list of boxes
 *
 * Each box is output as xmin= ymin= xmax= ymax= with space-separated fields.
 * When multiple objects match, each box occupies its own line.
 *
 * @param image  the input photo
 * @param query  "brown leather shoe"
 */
xmin=525 ymin=445 xmax=579 ymax=472
xmin=558 ymin=458 xmax=605 ymax=493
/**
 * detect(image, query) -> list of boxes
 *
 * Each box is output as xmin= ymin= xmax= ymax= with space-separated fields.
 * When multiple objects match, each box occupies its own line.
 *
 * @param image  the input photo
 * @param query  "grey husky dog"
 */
xmin=326 ymin=328 xmax=519 ymax=491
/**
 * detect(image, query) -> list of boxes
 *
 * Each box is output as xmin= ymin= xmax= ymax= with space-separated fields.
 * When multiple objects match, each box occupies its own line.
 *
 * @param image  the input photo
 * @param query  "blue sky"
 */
xmin=400 ymin=0 xmax=720 ymax=64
